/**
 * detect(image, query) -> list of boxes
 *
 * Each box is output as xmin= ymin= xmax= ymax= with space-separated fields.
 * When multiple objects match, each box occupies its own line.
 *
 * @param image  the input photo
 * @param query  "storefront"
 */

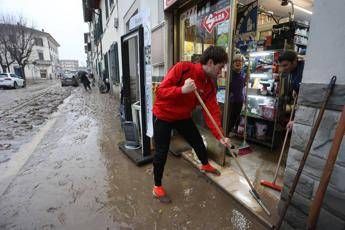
xmin=162 ymin=0 xmax=313 ymax=224
xmin=163 ymin=0 xmax=236 ymax=165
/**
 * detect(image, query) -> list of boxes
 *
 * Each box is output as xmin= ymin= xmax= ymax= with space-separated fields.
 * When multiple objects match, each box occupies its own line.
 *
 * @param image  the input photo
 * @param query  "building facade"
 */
xmin=82 ymin=0 xmax=165 ymax=97
xmin=59 ymin=59 xmax=79 ymax=73
xmin=5 ymin=29 xmax=60 ymax=79
xmin=83 ymin=1 xmax=345 ymax=228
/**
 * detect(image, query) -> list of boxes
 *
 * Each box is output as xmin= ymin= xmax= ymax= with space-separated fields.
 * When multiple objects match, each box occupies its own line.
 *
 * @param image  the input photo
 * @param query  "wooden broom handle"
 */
xmin=272 ymin=95 xmax=298 ymax=183
xmin=194 ymin=90 xmax=257 ymax=192
xmin=307 ymin=105 xmax=345 ymax=229
xmin=194 ymin=90 xmax=225 ymax=140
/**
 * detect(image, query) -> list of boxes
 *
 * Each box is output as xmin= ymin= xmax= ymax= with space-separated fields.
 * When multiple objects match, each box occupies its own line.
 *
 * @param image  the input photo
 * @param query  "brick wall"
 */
xmin=279 ymin=0 xmax=345 ymax=228
xmin=279 ymin=102 xmax=345 ymax=229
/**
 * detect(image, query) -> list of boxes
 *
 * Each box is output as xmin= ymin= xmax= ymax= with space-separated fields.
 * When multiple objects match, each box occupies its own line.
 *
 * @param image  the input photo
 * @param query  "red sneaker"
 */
xmin=200 ymin=163 xmax=221 ymax=176
xmin=152 ymin=186 xmax=171 ymax=203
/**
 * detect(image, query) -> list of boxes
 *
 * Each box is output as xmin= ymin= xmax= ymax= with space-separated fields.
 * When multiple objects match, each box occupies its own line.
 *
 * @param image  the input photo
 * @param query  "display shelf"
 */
xmin=243 ymin=50 xmax=282 ymax=150
xmin=295 ymin=42 xmax=307 ymax=46
xmin=295 ymin=22 xmax=310 ymax=28
xmin=241 ymin=112 xmax=275 ymax=122
xmin=295 ymin=33 xmax=308 ymax=38
xmin=247 ymin=92 xmax=276 ymax=98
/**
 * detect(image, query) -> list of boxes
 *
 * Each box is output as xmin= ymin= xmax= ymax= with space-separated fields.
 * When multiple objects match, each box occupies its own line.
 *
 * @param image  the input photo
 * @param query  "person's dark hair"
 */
xmin=278 ymin=50 xmax=298 ymax=63
xmin=199 ymin=46 xmax=228 ymax=65
xmin=191 ymin=54 xmax=201 ymax=63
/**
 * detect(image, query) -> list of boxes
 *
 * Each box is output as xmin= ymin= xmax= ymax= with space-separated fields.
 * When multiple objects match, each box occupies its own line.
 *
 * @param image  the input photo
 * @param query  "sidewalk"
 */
xmin=0 ymin=89 xmax=268 ymax=229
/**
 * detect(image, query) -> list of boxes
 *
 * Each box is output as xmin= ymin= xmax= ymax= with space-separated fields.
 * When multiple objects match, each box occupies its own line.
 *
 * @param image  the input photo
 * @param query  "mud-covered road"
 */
xmin=0 ymin=86 xmax=267 ymax=229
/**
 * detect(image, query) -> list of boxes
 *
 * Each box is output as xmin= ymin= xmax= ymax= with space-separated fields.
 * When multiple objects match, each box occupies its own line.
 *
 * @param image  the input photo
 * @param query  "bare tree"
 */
xmin=0 ymin=15 xmax=35 ymax=83
xmin=0 ymin=41 xmax=15 ymax=72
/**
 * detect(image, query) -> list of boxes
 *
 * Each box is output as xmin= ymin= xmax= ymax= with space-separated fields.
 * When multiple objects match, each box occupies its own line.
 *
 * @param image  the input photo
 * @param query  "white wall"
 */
xmin=6 ymin=33 xmax=58 ymax=79
xmin=99 ymin=0 xmax=162 ymax=87
xmin=302 ymin=0 xmax=345 ymax=85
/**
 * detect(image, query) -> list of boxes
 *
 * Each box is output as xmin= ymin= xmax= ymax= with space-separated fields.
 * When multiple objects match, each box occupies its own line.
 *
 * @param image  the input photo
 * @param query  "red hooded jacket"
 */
xmin=153 ymin=62 xmax=223 ymax=140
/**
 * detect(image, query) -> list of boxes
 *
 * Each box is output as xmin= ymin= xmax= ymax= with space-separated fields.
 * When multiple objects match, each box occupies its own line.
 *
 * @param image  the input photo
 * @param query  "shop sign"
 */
xmin=202 ymin=7 xmax=230 ymax=33
xmin=129 ymin=13 xmax=143 ymax=31
xmin=164 ymin=0 xmax=177 ymax=10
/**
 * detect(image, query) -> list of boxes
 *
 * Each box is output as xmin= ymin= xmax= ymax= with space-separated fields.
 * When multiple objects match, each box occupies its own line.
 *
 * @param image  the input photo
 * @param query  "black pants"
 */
xmin=228 ymin=102 xmax=243 ymax=132
xmin=153 ymin=118 xmax=208 ymax=186
xmin=83 ymin=82 xmax=91 ymax=91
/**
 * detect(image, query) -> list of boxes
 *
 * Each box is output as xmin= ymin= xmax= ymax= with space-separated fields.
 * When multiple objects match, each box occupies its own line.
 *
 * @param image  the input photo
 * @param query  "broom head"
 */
xmin=238 ymin=141 xmax=252 ymax=155
xmin=260 ymin=180 xmax=282 ymax=192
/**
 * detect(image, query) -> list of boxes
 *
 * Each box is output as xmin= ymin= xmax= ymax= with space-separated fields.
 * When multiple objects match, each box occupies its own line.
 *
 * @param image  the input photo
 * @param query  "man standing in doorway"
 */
xmin=278 ymin=50 xmax=305 ymax=129
xmin=228 ymin=54 xmax=246 ymax=139
xmin=152 ymin=46 xmax=231 ymax=203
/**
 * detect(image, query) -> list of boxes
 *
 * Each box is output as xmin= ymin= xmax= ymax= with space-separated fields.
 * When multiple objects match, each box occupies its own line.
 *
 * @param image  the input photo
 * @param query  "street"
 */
xmin=0 ymin=84 xmax=266 ymax=229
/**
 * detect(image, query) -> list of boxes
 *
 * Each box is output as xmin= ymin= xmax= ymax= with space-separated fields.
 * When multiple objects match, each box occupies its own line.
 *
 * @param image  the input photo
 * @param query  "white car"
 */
xmin=0 ymin=73 xmax=25 ymax=89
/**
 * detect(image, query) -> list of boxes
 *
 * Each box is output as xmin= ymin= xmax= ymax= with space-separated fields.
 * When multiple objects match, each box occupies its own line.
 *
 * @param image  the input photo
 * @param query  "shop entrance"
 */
xmin=170 ymin=0 xmax=231 ymax=165
xmin=119 ymin=26 xmax=152 ymax=166
xmin=166 ymin=0 xmax=314 ymax=223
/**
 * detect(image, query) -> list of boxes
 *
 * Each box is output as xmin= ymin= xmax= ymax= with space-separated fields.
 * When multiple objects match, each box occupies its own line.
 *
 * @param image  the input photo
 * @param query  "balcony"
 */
xmin=33 ymin=60 xmax=52 ymax=66
xmin=82 ymin=0 xmax=101 ymax=22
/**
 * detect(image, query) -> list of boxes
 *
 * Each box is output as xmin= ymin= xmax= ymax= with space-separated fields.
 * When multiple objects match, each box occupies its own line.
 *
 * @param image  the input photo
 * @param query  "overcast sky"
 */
xmin=0 ymin=0 xmax=88 ymax=66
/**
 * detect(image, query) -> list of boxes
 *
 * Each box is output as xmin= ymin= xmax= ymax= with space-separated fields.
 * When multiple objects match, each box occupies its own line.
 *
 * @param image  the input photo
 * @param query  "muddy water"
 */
xmin=0 ymin=88 xmax=267 ymax=229
xmin=0 ymin=84 xmax=72 ymax=164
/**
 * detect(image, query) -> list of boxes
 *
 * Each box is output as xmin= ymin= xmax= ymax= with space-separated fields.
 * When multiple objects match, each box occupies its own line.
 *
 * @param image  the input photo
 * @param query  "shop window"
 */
xmin=180 ymin=0 xmax=230 ymax=62
xmin=179 ymin=0 xmax=230 ymax=131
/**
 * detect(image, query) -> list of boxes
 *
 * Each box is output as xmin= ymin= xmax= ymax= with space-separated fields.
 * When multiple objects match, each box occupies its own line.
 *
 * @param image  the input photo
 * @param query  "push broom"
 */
xmin=194 ymin=90 xmax=271 ymax=216
xmin=260 ymin=95 xmax=298 ymax=191
xmin=238 ymin=60 xmax=252 ymax=155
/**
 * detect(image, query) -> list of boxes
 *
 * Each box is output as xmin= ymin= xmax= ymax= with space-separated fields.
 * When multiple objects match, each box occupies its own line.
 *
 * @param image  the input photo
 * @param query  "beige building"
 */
xmin=59 ymin=59 xmax=79 ymax=72
xmin=5 ymin=28 xmax=60 ymax=79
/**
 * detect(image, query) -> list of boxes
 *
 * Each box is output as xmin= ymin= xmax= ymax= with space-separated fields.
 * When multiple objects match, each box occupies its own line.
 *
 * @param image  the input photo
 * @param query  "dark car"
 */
xmin=61 ymin=74 xmax=79 ymax=87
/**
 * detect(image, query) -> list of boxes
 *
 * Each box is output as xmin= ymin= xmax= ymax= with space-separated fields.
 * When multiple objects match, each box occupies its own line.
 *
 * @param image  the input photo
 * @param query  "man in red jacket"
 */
xmin=152 ymin=46 xmax=231 ymax=203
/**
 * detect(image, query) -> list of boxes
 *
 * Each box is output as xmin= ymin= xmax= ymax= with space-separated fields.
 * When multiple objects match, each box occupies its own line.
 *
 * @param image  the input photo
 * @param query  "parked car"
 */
xmin=0 ymin=73 xmax=25 ymax=89
xmin=61 ymin=74 xmax=79 ymax=87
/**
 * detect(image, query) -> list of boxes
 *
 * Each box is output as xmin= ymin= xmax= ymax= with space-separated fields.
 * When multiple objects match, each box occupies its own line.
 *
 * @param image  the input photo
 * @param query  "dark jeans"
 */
xmin=153 ymin=118 xmax=208 ymax=186
xmin=228 ymin=102 xmax=243 ymax=133
xmin=83 ymin=82 xmax=91 ymax=91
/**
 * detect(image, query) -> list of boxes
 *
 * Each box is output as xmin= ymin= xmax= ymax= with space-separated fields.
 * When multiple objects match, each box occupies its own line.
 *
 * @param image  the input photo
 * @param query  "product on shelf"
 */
xmin=255 ymin=122 xmax=267 ymax=140
xmin=261 ymin=105 xmax=276 ymax=120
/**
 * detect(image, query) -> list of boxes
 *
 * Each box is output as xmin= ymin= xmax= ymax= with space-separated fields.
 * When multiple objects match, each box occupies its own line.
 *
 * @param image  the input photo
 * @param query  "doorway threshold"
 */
xmin=181 ymin=150 xmax=280 ymax=229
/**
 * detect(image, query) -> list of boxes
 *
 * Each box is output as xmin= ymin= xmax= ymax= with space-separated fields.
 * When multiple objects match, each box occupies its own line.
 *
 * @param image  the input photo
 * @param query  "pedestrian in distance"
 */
xmin=89 ymin=73 xmax=95 ymax=87
xmin=80 ymin=72 xmax=91 ymax=92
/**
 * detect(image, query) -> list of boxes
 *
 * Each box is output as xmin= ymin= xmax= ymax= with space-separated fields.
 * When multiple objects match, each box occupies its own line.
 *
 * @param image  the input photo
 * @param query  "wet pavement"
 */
xmin=0 ymin=79 xmax=58 ymax=110
xmin=0 ymin=81 xmax=72 ymax=164
xmin=0 ymin=87 xmax=267 ymax=229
